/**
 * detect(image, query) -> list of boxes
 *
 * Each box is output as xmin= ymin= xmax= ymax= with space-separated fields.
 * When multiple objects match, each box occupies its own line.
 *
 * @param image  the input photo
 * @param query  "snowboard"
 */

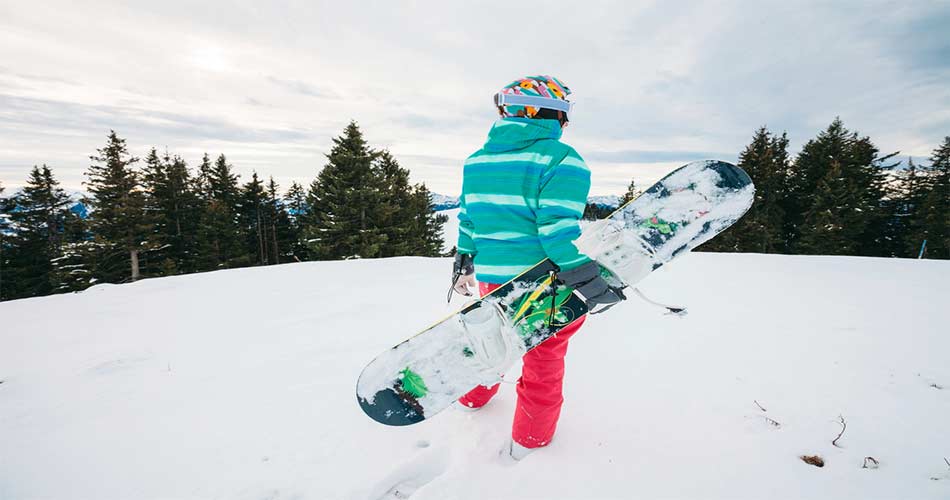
xmin=357 ymin=160 xmax=754 ymax=426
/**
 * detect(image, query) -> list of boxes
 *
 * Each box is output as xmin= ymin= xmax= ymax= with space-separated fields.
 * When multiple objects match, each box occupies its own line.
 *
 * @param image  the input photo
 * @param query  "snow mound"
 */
xmin=0 ymin=253 xmax=948 ymax=499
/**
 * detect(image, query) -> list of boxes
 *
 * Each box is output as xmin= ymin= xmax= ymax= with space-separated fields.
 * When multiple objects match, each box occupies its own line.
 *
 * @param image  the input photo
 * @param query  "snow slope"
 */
xmin=1 ymin=254 xmax=948 ymax=499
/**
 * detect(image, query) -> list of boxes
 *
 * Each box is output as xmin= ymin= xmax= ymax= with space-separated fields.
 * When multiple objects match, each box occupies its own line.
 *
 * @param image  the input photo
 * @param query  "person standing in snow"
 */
xmin=450 ymin=75 xmax=625 ymax=460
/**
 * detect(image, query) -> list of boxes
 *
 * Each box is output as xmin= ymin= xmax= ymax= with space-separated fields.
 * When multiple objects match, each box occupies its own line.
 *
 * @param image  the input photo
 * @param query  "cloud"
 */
xmin=0 ymin=65 xmax=79 ymax=86
xmin=0 ymin=1 xmax=947 ymax=195
xmin=266 ymin=76 xmax=338 ymax=99
xmin=585 ymin=150 xmax=737 ymax=164
xmin=0 ymin=94 xmax=312 ymax=144
xmin=396 ymin=114 xmax=444 ymax=130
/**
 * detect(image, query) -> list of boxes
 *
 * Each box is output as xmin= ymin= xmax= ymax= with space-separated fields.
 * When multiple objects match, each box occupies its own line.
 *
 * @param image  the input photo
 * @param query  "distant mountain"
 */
xmin=2 ymin=187 xmax=90 ymax=220
xmin=429 ymin=193 xmax=622 ymax=212
xmin=429 ymin=193 xmax=460 ymax=211
xmin=587 ymin=195 xmax=621 ymax=208
xmin=70 ymin=202 xmax=88 ymax=219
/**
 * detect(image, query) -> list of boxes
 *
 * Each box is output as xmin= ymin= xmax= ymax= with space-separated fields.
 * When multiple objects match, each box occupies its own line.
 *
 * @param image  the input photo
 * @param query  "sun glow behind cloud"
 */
xmin=187 ymin=43 xmax=234 ymax=73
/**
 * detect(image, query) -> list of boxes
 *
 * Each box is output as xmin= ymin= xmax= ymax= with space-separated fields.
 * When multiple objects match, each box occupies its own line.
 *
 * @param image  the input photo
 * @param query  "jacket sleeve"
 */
xmin=536 ymin=150 xmax=592 ymax=271
xmin=456 ymin=186 xmax=477 ymax=256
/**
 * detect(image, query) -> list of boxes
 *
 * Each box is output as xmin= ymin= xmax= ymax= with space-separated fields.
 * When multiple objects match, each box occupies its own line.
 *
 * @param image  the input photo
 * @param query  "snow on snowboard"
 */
xmin=357 ymin=160 xmax=754 ymax=426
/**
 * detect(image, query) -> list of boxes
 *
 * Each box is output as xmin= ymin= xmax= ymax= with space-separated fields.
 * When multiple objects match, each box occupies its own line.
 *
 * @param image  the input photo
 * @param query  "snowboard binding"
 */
xmin=574 ymin=218 xmax=656 ymax=287
xmin=457 ymin=300 xmax=525 ymax=382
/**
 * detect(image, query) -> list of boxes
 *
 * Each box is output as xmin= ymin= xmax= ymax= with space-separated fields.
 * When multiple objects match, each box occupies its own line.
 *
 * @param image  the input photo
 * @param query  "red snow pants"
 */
xmin=457 ymin=281 xmax=586 ymax=449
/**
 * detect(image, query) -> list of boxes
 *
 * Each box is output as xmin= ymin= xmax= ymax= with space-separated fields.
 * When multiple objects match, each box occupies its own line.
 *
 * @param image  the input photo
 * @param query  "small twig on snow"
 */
xmin=862 ymin=457 xmax=879 ymax=469
xmin=944 ymin=457 xmax=950 ymax=469
xmin=832 ymin=415 xmax=847 ymax=448
xmin=754 ymin=400 xmax=767 ymax=412
xmin=764 ymin=416 xmax=781 ymax=428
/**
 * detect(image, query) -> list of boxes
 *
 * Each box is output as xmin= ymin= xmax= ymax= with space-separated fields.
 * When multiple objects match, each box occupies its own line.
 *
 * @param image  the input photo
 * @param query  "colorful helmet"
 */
xmin=494 ymin=75 xmax=573 ymax=118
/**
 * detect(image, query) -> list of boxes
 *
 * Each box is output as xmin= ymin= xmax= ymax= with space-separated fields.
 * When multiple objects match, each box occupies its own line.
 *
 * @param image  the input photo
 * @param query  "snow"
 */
xmin=587 ymin=194 xmax=621 ymax=208
xmin=429 ymin=193 xmax=460 ymax=211
xmin=1 ymin=253 xmax=949 ymax=499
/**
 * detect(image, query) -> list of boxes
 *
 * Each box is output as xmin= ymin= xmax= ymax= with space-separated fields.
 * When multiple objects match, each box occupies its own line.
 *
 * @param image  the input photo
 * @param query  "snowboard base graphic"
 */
xmin=357 ymin=160 xmax=754 ymax=426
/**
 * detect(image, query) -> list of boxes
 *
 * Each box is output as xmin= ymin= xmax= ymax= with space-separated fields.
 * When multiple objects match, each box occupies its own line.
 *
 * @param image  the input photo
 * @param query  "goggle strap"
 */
xmin=494 ymin=93 xmax=573 ymax=113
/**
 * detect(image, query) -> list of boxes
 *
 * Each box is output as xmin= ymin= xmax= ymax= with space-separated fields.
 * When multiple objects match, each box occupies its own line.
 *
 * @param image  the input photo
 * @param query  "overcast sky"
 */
xmin=1 ymin=1 xmax=948 ymax=195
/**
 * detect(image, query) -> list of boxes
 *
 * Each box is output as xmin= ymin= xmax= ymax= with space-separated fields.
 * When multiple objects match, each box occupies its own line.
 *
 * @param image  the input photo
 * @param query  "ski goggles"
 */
xmin=493 ymin=92 xmax=574 ymax=114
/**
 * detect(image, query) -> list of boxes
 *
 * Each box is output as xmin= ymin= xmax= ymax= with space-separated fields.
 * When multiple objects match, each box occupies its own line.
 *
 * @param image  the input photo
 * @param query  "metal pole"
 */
xmin=918 ymin=239 xmax=927 ymax=259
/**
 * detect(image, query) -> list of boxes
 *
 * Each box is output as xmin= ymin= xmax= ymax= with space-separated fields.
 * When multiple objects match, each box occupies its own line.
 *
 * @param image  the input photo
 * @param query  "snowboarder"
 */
xmin=450 ymin=75 xmax=625 ymax=460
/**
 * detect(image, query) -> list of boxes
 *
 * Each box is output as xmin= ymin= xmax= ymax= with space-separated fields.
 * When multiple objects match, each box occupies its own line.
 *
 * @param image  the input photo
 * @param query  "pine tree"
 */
xmin=908 ymin=137 xmax=950 ymax=259
xmin=141 ymin=148 xmax=201 ymax=274
xmin=703 ymin=127 xmax=789 ymax=253
xmin=85 ymin=131 xmax=151 ymax=282
xmin=323 ymin=147 xmax=447 ymax=258
xmin=785 ymin=118 xmax=895 ymax=255
xmin=0 ymin=181 xmax=9 ymax=300
xmin=264 ymin=177 xmax=295 ymax=264
xmin=5 ymin=165 xmax=75 ymax=297
xmin=194 ymin=153 xmax=214 ymax=201
xmin=165 ymin=154 xmax=201 ymax=271
xmin=284 ymin=181 xmax=310 ymax=261
xmin=209 ymin=154 xmax=241 ymax=206
xmin=49 ymin=216 xmax=95 ymax=295
xmin=240 ymin=172 xmax=268 ymax=265
xmin=139 ymin=148 xmax=171 ymax=275
xmin=376 ymin=150 xmax=416 ymax=257
xmin=0 ymin=180 xmax=7 ymax=236
xmin=195 ymin=154 xmax=245 ymax=269
xmin=306 ymin=121 xmax=388 ymax=259
xmin=0 ymin=180 xmax=7 ymax=230
xmin=406 ymin=183 xmax=448 ymax=257
xmin=582 ymin=202 xmax=613 ymax=220
xmin=883 ymin=157 xmax=924 ymax=258
xmin=621 ymin=177 xmax=642 ymax=205
xmin=797 ymin=160 xmax=867 ymax=254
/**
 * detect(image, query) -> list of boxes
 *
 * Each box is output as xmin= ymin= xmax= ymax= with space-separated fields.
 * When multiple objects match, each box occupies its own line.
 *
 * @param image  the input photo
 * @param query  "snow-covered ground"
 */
xmin=1 ymin=253 xmax=948 ymax=499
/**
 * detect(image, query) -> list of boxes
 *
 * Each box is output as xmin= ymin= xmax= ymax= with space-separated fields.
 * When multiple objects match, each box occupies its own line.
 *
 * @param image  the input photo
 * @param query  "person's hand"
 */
xmin=557 ymin=261 xmax=626 ymax=314
xmin=453 ymin=273 xmax=477 ymax=297
xmin=447 ymin=253 xmax=476 ymax=301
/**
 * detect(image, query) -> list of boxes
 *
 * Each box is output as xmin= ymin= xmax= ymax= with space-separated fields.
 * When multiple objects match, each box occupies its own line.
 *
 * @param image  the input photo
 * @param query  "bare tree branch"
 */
xmin=832 ymin=415 xmax=846 ymax=448
xmin=754 ymin=400 xmax=767 ymax=412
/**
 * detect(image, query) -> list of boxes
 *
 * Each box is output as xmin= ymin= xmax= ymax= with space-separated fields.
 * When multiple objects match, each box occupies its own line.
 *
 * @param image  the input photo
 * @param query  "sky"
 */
xmin=0 ymin=0 xmax=948 ymax=196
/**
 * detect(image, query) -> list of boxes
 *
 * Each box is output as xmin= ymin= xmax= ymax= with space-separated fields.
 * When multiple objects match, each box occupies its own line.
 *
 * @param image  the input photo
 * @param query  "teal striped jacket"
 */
xmin=457 ymin=117 xmax=592 ymax=284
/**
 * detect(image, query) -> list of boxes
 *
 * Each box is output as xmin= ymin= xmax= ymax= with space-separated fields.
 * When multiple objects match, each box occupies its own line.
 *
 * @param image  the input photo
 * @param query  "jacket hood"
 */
xmin=483 ymin=117 xmax=562 ymax=153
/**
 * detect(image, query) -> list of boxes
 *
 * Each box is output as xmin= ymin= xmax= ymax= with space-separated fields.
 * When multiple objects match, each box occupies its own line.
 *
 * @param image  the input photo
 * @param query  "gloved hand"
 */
xmin=557 ymin=261 xmax=626 ymax=314
xmin=448 ymin=253 xmax=477 ymax=301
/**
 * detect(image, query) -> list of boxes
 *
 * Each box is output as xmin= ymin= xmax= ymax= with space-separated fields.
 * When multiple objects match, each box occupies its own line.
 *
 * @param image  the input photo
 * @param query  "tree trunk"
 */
xmin=271 ymin=222 xmax=279 ymax=264
xmin=130 ymin=249 xmax=140 ymax=281
xmin=257 ymin=209 xmax=265 ymax=265
xmin=174 ymin=202 xmax=181 ymax=236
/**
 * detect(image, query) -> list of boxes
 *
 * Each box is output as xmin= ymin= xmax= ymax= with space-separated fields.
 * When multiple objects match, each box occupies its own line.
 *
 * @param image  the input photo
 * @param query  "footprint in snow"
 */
xmin=366 ymin=444 xmax=450 ymax=500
